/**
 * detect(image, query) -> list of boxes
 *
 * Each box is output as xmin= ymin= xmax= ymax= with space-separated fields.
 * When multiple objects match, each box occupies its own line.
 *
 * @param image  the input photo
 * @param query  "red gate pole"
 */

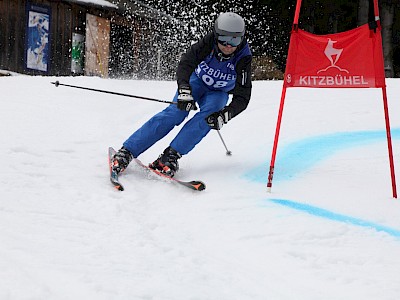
xmin=267 ymin=86 xmax=287 ymax=192
xmin=381 ymin=86 xmax=397 ymax=198
xmin=374 ymin=0 xmax=396 ymax=198
xmin=293 ymin=0 xmax=302 ymax=26
xmin=267 ymin=0 xmax=302 ymax=192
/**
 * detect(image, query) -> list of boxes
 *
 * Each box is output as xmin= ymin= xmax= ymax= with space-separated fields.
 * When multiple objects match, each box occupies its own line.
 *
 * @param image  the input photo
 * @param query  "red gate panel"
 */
xmin=285 ymin=24 xmax=385 ymax=88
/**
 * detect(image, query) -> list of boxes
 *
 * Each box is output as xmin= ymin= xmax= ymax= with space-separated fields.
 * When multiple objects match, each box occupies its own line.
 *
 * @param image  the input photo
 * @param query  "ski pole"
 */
xmin=51 ymin=81 xmax=175 ymax=105
xmin=217 ymin=130 xmax=232 ymax=156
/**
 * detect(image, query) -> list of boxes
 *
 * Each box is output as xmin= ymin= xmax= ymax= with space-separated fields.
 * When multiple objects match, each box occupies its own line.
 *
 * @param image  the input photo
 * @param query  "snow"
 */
xmin=1 ymin=75 xmax=400 ymax=299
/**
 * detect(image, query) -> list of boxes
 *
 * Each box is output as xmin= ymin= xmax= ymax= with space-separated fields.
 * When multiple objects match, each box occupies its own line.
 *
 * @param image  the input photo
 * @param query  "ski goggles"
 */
xmin=217 ymin=35 xmax=242 ymax=47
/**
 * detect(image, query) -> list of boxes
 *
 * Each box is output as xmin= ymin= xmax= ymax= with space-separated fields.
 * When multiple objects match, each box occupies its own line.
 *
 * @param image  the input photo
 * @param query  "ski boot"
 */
xmin=112 ymin=147 xmax=133 ymax=174
xmin=149 ymin=146 xmax=181 ymax=177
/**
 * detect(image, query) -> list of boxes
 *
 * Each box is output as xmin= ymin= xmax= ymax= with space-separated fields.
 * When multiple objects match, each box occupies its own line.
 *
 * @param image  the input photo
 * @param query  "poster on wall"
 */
xmin=26 ymin=3 xmax=51 ymax=72
xmin=71 ymin=33 xmax=85 ymax=74
xmin=85 ymin=14 xmax=110 ymax=78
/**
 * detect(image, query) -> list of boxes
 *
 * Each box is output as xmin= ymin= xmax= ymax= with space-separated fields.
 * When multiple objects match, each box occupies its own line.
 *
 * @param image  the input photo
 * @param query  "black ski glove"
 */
xmin=205 ymin=108 xmax=232 ymax=130
xmin=176 ymin=84 xmax=197 ymax=111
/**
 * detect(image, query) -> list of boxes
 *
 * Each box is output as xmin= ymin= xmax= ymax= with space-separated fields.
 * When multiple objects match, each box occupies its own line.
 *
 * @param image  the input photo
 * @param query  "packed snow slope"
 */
xmin=1 ymin=75 xmax=400 ymax=299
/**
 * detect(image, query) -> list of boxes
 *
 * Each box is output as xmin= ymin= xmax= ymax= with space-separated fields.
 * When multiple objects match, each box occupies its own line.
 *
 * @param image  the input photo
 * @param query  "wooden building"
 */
xmin=0 ymin=0 xmax=175 ymax=78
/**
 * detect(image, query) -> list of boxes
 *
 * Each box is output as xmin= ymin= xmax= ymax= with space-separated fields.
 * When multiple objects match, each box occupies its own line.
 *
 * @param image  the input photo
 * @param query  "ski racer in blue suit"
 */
xmin=112 ymin=12 xmax=252 ymax=177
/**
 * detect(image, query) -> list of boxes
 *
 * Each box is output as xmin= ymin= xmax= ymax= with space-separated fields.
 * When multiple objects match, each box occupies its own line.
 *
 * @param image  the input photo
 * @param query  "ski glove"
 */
xmin=206 ymin=108 xmax=232 ymax=130
xmin=176 ymin=84 xmax=197 ymax=111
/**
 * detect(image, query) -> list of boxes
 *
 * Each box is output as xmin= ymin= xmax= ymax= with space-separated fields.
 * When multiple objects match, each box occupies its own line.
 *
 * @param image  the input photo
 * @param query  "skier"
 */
xmin=112 ymin=12 xmax=252 ymax=177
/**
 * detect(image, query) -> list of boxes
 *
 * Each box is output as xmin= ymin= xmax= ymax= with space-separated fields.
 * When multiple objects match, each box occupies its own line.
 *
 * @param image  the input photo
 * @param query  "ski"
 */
xmin=108 ymin=147 xmax=205 ymax=191
xmin=108 ymin=147 xmax=124 ymax=191
xmin=133 ymin=158 xmax=206 ymax=191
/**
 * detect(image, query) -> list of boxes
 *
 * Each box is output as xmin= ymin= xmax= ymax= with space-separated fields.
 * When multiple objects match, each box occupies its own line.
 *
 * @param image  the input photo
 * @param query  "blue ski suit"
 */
xmin=123 ymin=32 xmax=252 ymax=158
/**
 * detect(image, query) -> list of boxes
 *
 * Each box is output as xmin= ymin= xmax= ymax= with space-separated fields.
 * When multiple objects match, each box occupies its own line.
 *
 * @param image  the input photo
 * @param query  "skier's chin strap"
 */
xmin=215 ymin=47 xmax=234 ymax=62
xmin=217 ymin=52 xmax=232 ymax=61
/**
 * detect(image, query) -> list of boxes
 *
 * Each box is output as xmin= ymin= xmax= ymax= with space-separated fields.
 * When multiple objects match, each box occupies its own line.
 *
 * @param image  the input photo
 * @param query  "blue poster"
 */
xmin=26 ymin=4 xmax=51 ymax=72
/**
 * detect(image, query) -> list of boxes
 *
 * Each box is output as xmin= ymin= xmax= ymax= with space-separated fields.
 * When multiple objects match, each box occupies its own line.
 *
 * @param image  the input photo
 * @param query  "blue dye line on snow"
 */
xmin=269 ymin=198 xmax=400 ymax=238
xmin=246 ymin=128 xmax=400 ymax=183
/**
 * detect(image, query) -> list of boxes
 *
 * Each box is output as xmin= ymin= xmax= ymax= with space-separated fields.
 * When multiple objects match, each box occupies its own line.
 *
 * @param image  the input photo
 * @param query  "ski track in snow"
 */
xmin=1 ymin=76 xmax=400 ymax=299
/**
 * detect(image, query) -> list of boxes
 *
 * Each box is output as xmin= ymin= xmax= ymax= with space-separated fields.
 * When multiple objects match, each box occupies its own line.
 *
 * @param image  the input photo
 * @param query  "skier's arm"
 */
xmin=225 ymin=55 xmax=252 ymax=119
xmin=205 ymin=55 xmax=252 ymax=130
xmin=176 ymin=32 xmax=215 ymax=87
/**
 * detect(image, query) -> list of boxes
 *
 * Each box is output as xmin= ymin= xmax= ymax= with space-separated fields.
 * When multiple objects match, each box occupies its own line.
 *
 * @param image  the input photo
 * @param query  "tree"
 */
xmin=358 ymin=0 xmax=397 ymax=77
xmin=380 ymin=0 xmax=395 ymax=77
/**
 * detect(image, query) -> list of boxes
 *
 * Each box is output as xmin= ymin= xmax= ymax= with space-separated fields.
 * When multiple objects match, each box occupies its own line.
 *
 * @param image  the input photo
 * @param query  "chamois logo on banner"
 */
xmin=317 ymin=38 xmax=349 ymax=74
